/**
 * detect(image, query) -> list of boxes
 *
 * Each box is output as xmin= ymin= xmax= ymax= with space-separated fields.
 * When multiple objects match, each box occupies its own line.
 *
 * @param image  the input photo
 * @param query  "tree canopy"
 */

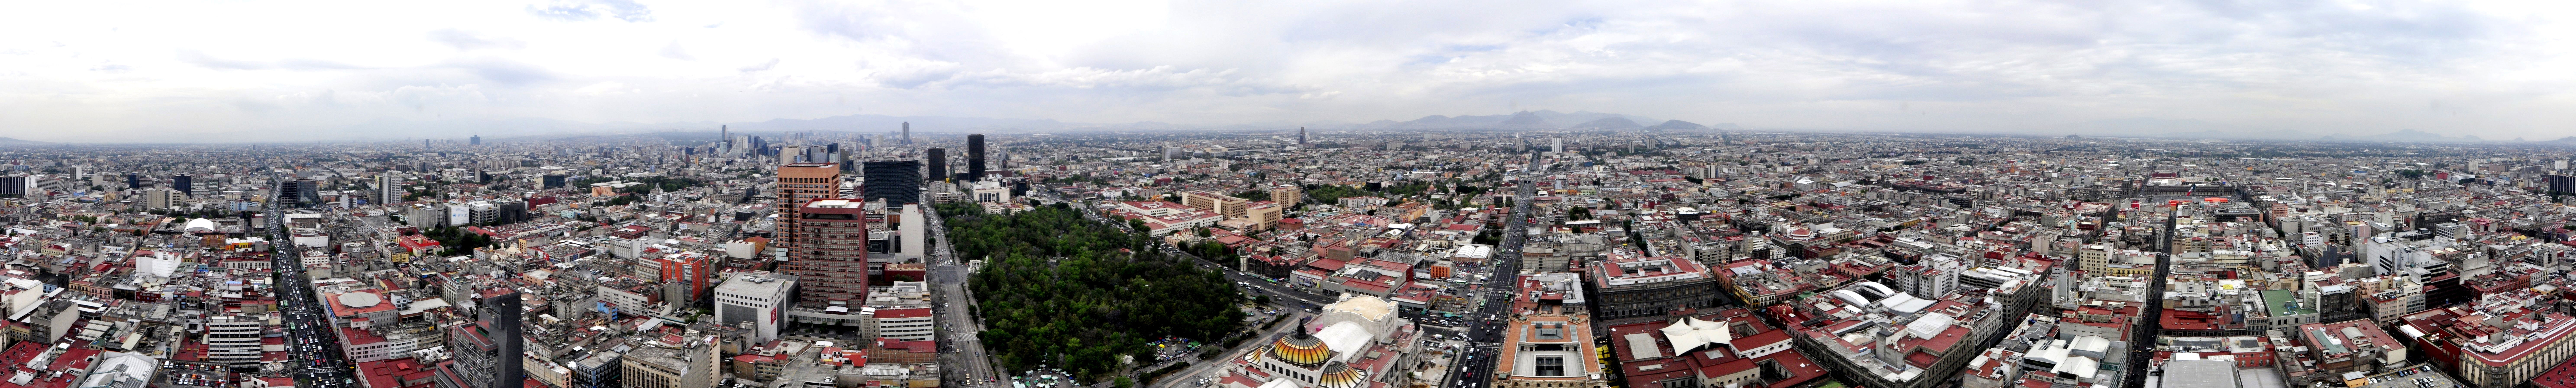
xmin=941 ymin=202 xmax=1248 ymax=380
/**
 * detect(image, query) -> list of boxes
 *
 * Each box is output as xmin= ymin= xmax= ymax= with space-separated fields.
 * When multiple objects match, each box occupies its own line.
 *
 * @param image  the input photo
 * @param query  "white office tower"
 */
xmin=204 ymin=315 xmax=266 ymax=366
xmin=375 ymin=174 xmax=400 ymax=205
xmin=1552 ymin=137 xmax=1565 ymax=153
xmin=899 ymin=204 xmax=926 ymax=257
xmin=146 ymin=189 xmax=186 ymax=210
xmin=714 ymin=272 xmax=797 ymax=342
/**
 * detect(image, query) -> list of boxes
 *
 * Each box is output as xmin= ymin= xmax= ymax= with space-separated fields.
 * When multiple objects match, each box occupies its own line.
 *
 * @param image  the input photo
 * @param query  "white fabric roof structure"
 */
xmin=2026 ymin=339 xmax=2071 ymax=366
xmin=1903 ymin=312 xmax=1957 ymax=338
xmin=2070 ymin=335 xmax=2113 ymax=354
xmin=1828 ymin=290 xmax=1871 ymax=308
xmin=1324 ymin=295 xmax=1396 ymax=322
xmin=1880 ymin=293 xmax=1936 ymax=314
xmin=1657 ymin=317 xmax=1734 ymax=353
xmin=2053 ymin=356 xmax=2100 ymax=379
xmin=1317 ymin=321 xmax=1372 ymax=363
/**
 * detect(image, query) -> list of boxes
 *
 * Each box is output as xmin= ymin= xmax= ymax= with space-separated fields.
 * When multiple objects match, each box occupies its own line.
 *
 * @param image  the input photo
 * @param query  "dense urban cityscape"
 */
xmin=17 ymin=0 xmax=2576 ymax=388
xmin=4 ymin=122 xmax=2574 ymax=388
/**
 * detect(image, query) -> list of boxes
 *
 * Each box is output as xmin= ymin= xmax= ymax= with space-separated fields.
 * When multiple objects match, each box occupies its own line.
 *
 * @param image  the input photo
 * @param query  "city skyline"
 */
xmin=8 ymin=0 xmax=2576 ymax=142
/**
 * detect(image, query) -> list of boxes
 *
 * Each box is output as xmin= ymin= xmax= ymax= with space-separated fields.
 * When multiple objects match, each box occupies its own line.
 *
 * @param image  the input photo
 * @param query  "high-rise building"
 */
xmin=1182 ymin=191 xmax=1250 ymax=219
xmin=784 ymin=199 xmax=873 ymax=308
xmin=497 ymin=200 xmax=529 ymax=225
xmin=1299 ymin=127 xmax=1307 ymax=147
xmin=925 ymin=148 xmax=949 ymax=183
xmin=376 ymin=175 xmax=400 ymax=205
xmin=125 ymin=173 xmax=140 ymax=190
xmin=278 ymin=179 xmax=322 ymax=208
xmin=469 ymin=135 xmax=481 ymax=145
xmin=0 ymin=175 xmax=24 ymax=197
xmin=862 ymin=157 xmax=923 ymax=206
xmin=172 ymin=174 xmax=193 ymax=195
xmin=1161 ymin=145 xmax=1185 ymax=161
xmin=619 ymin=342 xmax=716 ymax=388
xmin=901 ymin=121 xmax=911 ymax=145
xmin=203 ymin=315 xmax=266 ymax=367
xmin=438 ymin=291 xmax=524 ymax=388
xmin=146 ymin=189 xmax=185 ymax=209
xmin=1552 ymin=137 xmax=1565 ymax=153
xmin=774 ymin=163 xmax=842 ymax=218
xmin=966 ymin=134 xmax=986 ymax=181
xmin=543 ymin=173 xmax=568 ymax=189
xmin=776 ymin=162 xmax=843 ymax=278
xmin=35 ymin=175 xmax=67 ymax=193
xmin=655 ymin=252 xmax=716 ymax=307
xmin=781 ymin=145 xmax=807 ymax=163
xmin=825 ymin=143 xmax=842 ymax=168
xmin=714 ymin=272 xmax=797 ymax=342
xmin=1269 ymin=184 xmax=1303 ymax=206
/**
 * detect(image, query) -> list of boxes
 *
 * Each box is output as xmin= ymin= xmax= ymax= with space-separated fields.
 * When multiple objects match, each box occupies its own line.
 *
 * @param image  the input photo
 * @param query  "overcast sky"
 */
xmin=4 ymin=0 xmax=2574 ymax=142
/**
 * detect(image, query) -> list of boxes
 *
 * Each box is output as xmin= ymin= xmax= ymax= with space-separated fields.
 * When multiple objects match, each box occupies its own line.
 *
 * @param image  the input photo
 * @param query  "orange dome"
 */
xmin=1270 ymin=334 xmax=1332 ymax=367
xmin=1319 ymin=363 xmax=1365 ymax=388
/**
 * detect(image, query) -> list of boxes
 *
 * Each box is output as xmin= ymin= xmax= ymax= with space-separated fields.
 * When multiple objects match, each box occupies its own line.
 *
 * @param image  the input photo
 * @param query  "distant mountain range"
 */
xmin=471 ymin=110 xmax=1746 ymax=142
xmin=2061 ymin=118 xmax=2522 ymax=143
xmin=0 ymin=137 xmax=57 ymax=146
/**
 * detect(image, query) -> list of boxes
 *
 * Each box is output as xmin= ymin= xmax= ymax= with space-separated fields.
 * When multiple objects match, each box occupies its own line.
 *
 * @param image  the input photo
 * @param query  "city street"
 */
xmin=265 ymin=192 xmax=358 ymax=388
xmin=926 ymin=206 xmax=1007 ymax=388
xmin=1445 ymin=152 xmax=1548 ymax=388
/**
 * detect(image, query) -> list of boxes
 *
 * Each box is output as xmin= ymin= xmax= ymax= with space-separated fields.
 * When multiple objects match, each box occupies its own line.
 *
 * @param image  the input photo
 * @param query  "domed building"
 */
xmin=1225 ymin=294 xmax=1422 ymax=388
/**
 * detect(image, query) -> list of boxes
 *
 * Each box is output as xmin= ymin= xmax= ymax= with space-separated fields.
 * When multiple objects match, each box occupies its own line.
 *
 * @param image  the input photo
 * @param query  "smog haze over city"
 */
xmin=16 ymin=4 xmax=2576 ymax=388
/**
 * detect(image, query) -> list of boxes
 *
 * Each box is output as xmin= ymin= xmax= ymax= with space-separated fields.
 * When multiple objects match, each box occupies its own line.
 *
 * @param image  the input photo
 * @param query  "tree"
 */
xmin=943 ymin=202 xmax=1247 ymax=381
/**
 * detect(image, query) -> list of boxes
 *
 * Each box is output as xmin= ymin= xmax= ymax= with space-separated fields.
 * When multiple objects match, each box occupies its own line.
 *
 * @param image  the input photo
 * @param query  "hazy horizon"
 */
xmin=7 ymin=0 xmax=2576 ymax=142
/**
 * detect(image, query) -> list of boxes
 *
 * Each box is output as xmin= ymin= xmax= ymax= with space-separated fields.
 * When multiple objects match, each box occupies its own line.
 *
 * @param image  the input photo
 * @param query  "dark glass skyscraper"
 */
xmin=862 ymin=158 xmax=922 ymax=205
xmin=925 ymin=148 xmax=948 ymax=183
xmin=278 ymin=179 xmax=321 ymax=208
xmin=967 ymin=134 xmax=986 ymax=181
xmin=172 ymin=174 xmax=193 ymax=194
xmin=440 ymin=291 xmax=524 ymax=388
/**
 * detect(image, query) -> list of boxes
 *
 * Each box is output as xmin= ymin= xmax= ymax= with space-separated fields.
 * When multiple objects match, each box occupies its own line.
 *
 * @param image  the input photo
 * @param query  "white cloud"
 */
xmin=0 ymin=0 xmax=2572 ymax=142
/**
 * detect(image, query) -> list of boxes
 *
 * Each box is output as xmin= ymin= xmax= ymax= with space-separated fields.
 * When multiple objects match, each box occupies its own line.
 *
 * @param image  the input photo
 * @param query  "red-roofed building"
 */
xmin=871 ymin=338 xmax=938 ymax=365
xmin=1590 ymin=251 xmax=1721 ymax=324
xmin=1605 ymin=309 xmax=1825 ymax=388
xmin=2401 ymin=297 xmax=2576 ymax=388
xmin=359 ymin=358 xmax=441 ymax=388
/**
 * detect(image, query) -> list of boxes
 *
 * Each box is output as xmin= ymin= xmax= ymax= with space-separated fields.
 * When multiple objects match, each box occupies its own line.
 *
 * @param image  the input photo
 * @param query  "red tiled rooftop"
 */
xmin=873 ymin=307 xmax=930 ymax=318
